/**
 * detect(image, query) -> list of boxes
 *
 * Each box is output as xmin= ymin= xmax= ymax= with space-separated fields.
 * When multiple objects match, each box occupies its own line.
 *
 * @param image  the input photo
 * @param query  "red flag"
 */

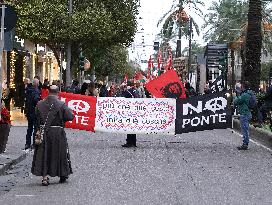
xmin=134 ymin=72 xmax=143 ymax=81
xmin=165 ymin=52 xmax=173 ymax=71
xmin=145 ymin=69 xmax=186 ymax=99
xmin=147 ymin=55 xmax=153 ymax=80
xmin=59 ymin=92 xmax=97 ymax=132
xmin=157 ymin=50 xmax=162 ymax=69
xmin=123 ymin=74 xmax=128 ymax=84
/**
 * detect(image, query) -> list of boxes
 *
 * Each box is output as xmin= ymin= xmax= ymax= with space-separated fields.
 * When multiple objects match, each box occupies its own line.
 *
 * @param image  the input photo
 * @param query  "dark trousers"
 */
xmin=26 ymin=116 xmax=38 ymax=147
xmin=126 ymin=134 xmax=136 ymax=146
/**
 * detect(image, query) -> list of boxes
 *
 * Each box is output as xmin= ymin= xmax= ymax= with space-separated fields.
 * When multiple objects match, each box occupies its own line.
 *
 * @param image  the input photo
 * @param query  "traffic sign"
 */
xmin=0 ymin=4 xmax=17 ymax=32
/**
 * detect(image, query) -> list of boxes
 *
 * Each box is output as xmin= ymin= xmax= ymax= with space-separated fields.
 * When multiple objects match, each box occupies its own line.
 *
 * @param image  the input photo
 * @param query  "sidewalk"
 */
xmin=0 ymin=108 xmax=28 ymax=176
xmin=10 ymin=108 xmax=28 ymax=127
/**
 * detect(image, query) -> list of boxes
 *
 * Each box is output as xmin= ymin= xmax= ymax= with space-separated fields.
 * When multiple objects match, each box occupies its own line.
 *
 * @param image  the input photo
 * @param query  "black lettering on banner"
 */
xmin=175 ymin=91 xmax=232 ymax=134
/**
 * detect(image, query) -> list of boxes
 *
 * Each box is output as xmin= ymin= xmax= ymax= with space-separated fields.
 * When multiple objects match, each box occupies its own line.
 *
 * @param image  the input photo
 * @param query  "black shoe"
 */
xmin=253 ymin=124 xmax=262 ymax=128
xmin=237 ymin=145 xmax=248 ymax=150
xmin=24 ymin=145 xmax=31 ymax=150
xmin=121 ymin=143 xmax=135 ymax=148
xmin=42 ymin=177 xmax=49 ymax=186
xmin=59 ymin=176 xmax=68 ymax=183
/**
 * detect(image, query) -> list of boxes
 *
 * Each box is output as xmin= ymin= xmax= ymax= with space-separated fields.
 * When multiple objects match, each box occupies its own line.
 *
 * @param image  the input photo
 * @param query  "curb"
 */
xmin=233 ymin=119 xmax=272 ymax=148
xmin=0 ymin=152 xmax=27 ymax=176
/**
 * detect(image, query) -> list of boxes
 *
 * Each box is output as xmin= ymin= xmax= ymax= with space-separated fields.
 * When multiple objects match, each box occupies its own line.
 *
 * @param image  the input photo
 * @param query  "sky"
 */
xmin=128 ymin=0 xmax=215 ymax=67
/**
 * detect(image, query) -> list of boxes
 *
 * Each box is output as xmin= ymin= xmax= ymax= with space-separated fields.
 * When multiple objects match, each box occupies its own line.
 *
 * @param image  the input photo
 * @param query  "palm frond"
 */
xmin=157 ymin=4 xmax=178 ymax=27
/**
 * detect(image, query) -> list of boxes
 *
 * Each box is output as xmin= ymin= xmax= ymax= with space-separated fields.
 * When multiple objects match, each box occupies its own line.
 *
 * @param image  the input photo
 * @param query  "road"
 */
xmin=1 ymin=128 xmax=272 ymax=205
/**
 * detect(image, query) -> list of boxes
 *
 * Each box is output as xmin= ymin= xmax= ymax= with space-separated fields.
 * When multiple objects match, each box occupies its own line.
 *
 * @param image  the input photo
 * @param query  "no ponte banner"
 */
xmin=175 ymin=92 xmax=232 ymax=134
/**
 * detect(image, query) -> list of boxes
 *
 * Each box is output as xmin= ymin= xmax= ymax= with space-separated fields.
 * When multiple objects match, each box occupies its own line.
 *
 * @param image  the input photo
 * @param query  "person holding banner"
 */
xmin=122 ymin=81 xmax=139 ymax=148
xmin=233 ymin=81 xmax=253 ymax=150
xmin=31 ymin=85 xmax=74 ymax=186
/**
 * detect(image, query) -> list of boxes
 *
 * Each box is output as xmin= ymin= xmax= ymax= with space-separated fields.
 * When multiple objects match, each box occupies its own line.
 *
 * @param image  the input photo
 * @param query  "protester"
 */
xmin=88 ymin=82 xmax=99 ymax=97
xmin=256 ymin=85 xmax=272 ymax=127
xmin=31 ymin=85 xmax=74 ymax=186
xmin=80 ymin=82 xmax=89 ymax=95
xmin=66 ymin=79 xmax=81 ymax=94
xmin=233 ymin=81 xmax=253 ymax=150
xmin=144 ymin=87 xmax=151 ymax=98
xmin=204 ymin=82 xmax=211 ymax=94
xmin=113 ymin=85 xmax=123 ymax=97
xmin=40 ymin=84 xmax=49 ymax=100
xmin=99 ymin=81 xmax=108 ymax=97
xmin=24 ymin=79 xmax=40 ymax=150
xmin=122 ymin=81 xmax=140 ymax=148
xmin=0 ymin=102 xmax=11 ymax=154
xmin=2 ymin=82 xmax=11 ymax=111
xmin=22 ymin=78 xmax=31 ymax=114
xmin=136 ymin=82 xmax=146 ymax=98
xmin=34 ymin=76 xmax=42 ymax=90
xmin=108 ymin=84 xmax=115 ymax=97
xmin=235 ymin=82 xmax=242 ymax=96
xmin=185 ymin=82 xmax=197 ymax=97
xmin=43 ymin=79 xmax=49 ymax=87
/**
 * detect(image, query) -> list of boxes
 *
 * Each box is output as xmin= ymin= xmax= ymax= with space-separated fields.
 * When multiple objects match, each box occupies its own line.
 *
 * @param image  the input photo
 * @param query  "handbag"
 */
xmin=35 ymin=103 xmax=54 ymax=145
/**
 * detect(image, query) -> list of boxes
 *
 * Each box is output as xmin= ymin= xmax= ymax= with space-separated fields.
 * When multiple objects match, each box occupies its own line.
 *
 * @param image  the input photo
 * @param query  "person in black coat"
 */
xmin=121 ymin=81 xmax=140 ymax=148
xmin=24 ymin=79 xmax=41 ymax=150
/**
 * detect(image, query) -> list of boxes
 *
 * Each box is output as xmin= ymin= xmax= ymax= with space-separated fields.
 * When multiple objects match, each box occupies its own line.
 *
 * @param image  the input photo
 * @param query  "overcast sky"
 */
xmin=129 ymin=0 xmax=215 ymax=64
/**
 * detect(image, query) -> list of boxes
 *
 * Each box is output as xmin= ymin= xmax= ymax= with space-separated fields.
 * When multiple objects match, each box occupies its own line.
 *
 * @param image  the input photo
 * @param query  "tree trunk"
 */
xmin=176 ymin=26 xmax=182 ymax=58
xmin=244 ymin=0 xmax=262 ymax=92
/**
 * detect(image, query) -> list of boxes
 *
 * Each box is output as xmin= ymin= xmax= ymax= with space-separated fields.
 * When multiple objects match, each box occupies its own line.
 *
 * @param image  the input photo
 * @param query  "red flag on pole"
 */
xmin=123 ymin=74 xmax=128 ymax=85
xmin=145 ymin=69 xmax=186 ymax=99
xmin=165 ymin=52 xmax=173 ymax=71
xmin=147 ymin=55 xmax=153 ymax=80
xmin=157 ymin=50 xmax=162 ymax=70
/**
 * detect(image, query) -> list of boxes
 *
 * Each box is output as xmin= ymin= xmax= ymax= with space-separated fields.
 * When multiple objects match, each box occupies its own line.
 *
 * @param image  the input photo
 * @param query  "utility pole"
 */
xmin=66 ymin=0 xmax=72 ymax=88
xmin=188 ymin=17 xmax=193 ymax=82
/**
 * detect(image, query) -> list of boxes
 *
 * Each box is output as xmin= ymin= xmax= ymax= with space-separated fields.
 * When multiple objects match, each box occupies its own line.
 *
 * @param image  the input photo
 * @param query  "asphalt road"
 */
xmin=0 ymin=128 xmax=272 ymax=205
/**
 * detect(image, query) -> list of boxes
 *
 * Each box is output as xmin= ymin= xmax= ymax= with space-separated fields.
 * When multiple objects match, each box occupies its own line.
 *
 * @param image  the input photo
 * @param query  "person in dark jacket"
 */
xmin=256 ymin=85 xmax=272 ymax=126
xmin=66 ymin=79 xmax=81 ymax=94
xmin=99 ymin=82 xmax=109 ymax=97
xmin=80 ymin=82 xmax=89 ymax=95
xmin=122 ymin=81 xmax=139 ymax=148
xmin=31 ymin=85 xmax=74 ymax=186
xmin=34 ymin=76 xmax=43 ymax=90
xmin=185 ymin=82 xmax=197 ymax=98
xmin=24 ymin=79 xmax=41 ymax=150
xmin=233 ymin=81 xmax=253 ymax=150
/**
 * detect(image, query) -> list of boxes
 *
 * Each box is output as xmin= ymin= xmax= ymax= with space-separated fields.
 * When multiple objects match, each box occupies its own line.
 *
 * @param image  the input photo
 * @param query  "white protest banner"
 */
xmin=95 ymin=98 xmax=176 ymax=135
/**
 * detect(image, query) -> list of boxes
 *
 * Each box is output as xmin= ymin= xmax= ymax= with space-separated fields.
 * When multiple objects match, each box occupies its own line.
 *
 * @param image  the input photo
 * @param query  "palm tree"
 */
xmin=203 ymin=0 xmax=248 ymax=43
xmin=243 ymin=0 xmax=262 ymax=91
xmin=157 ymin=0 xmax=204 ymax=58
xmin=204 ymin=0 xmax=271 ymax=91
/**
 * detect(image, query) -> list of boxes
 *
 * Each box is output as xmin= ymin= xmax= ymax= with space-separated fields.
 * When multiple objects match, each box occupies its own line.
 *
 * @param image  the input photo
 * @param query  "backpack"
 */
xmin=248 ymin=92 xmax=257 ymax=109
